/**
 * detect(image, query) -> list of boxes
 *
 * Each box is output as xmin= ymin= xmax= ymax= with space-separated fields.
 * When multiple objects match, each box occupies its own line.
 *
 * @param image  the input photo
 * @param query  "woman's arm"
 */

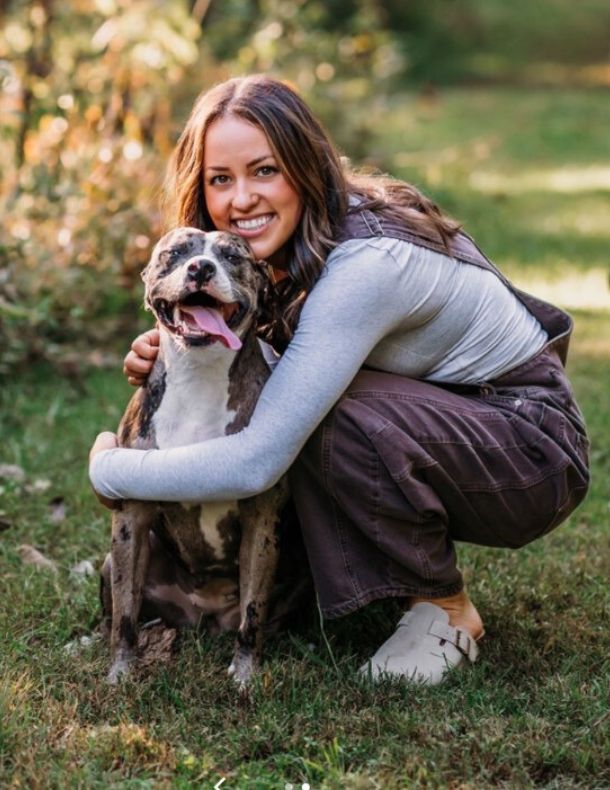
xmin=89 ymin=240 xmax=412 ymax=503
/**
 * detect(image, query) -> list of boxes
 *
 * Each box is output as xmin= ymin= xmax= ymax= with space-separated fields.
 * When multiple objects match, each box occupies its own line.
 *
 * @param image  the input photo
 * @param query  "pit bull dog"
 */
xmin=102 ymin=227 xmax=287 ymax=687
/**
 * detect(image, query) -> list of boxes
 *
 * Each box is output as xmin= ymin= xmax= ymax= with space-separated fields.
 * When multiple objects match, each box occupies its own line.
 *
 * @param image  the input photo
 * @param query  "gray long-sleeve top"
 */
xmin=89 ymin=236 xmax=547 ymax=502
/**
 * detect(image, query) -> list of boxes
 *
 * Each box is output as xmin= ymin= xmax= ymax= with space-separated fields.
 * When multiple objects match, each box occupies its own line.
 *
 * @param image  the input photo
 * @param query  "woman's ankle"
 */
xmin=410 ymin=590 xmax=484 ymax=640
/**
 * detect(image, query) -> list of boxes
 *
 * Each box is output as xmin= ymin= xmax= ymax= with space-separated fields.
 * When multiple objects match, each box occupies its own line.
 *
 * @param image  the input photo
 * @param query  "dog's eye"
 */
xmin=170 ymin=245 xmax=188 ymax=260
xmin=160 ymin=248 xmax=182 ymax=265
xmin=225 ymin=253 xmax=241 ymax=264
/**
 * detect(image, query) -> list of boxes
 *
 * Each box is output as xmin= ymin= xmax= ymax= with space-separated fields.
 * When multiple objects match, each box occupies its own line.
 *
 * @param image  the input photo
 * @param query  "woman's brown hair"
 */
xmin=163 ymin=74 xmax=460 ymax=349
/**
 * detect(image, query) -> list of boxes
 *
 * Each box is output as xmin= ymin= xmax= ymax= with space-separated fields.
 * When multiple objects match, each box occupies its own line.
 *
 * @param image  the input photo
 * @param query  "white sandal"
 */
xmin=359 ymin=602 xmax=480 ymax=685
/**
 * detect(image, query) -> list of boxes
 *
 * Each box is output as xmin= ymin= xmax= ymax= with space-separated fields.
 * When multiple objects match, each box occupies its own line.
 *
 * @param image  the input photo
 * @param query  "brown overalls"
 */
xmin=289 ymin=208 xmax=590 ymax=619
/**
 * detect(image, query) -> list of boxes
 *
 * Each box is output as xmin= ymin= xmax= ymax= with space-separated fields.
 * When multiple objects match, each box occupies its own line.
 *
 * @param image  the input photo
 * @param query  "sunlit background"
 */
xmin=1 ymin=0 xmax=609 ymax=373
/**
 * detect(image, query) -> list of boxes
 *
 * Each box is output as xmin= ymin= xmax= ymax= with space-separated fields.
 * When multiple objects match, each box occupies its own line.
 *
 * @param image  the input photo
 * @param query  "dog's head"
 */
xmin=141 ymin=228 xmax=265 ymax=350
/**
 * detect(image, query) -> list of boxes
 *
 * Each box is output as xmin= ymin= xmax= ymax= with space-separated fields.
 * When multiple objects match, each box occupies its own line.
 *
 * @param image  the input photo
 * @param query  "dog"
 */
xmin=101 ymin=227 xmax=288 ymax=687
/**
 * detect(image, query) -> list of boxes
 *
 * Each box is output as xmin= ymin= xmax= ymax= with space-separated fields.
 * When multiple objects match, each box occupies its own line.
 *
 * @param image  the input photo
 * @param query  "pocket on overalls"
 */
xmin=472 ymin=390 xmax=588 ymax=546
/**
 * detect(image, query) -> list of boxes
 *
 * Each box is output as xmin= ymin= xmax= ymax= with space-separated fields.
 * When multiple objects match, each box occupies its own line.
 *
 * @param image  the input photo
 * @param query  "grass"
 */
xmin=1 ymin=87 xmax=610 ymax=787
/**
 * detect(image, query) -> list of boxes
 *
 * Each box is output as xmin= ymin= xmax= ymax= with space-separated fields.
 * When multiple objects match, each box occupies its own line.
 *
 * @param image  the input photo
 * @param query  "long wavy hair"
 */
xmin=163 ymin=74 xmax=460 ymax=350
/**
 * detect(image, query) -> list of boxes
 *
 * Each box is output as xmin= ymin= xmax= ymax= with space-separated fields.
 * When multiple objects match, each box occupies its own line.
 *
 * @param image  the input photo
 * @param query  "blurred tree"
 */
xmin=198 ymin=0 xmax=405 ymax=160
xmin=0 ymin=0 xmax=200 ymax=370
xmin=377 ymin=0 xmax=610 ymax=84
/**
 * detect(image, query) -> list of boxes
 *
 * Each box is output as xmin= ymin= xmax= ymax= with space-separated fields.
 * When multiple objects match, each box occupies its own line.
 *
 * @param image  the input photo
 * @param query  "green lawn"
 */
xmin=1 ymin=87 xmax=609 ymax=787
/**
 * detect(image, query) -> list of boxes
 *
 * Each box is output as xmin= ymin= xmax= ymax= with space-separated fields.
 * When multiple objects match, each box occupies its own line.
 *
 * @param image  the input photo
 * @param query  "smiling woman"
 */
xmin=89 ymin=74 xmax=590 ymax=688
xmin=203 ymin=116 xmax=303 ymax=269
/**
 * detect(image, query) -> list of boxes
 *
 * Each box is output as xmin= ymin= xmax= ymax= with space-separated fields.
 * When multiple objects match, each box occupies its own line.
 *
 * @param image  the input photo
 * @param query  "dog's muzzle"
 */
xmin=150 ymin=257 xmax=245 ymax=349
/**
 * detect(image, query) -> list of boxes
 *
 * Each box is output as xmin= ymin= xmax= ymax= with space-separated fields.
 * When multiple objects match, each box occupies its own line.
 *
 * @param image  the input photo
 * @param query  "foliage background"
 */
xmin=1 ymin=0 xmax=610 ymax=372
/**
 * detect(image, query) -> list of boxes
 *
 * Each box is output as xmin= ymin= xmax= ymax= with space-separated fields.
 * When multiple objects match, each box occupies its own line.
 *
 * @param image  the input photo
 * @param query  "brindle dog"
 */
xmin=101 ymin=227 xmax=288 ymax=687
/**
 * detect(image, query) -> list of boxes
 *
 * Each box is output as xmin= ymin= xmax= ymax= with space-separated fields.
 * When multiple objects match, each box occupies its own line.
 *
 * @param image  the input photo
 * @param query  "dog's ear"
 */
xmin=140 ymin=259 xmax=154 ymax=312
xmin=142 ymin=235 xmax=164 ymax=283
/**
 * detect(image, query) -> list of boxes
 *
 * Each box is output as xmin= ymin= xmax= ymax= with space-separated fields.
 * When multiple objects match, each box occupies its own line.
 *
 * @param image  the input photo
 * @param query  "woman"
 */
xmin=89 ymin=75 xmax=589 ymax=685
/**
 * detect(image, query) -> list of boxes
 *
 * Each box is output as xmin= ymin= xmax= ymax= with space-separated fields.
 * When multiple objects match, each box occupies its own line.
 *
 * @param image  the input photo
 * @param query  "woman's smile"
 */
xmin=232 ymin=213 xmax=275 ymax=233
xmin=203 ymin=115 xmax=303 ymax=267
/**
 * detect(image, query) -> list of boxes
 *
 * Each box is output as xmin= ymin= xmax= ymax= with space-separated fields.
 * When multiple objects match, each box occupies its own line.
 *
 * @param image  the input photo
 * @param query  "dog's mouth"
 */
xmin=153 ymin=291 xmax=245 ymax=349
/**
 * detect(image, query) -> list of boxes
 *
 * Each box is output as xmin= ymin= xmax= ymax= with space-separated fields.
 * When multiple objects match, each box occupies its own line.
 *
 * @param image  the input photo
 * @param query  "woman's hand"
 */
xmin=123 ymin=328 xmax=160 ymax=386
xmin=89 ymin=431 xmax=120 ymax=509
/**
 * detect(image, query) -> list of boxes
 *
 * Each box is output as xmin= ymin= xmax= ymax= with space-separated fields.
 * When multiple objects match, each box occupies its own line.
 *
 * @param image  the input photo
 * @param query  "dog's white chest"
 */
xmin=153 ymin=347 xmax=237 ymax=448
xmin=198 ymin=500 xmax=238 ymax=558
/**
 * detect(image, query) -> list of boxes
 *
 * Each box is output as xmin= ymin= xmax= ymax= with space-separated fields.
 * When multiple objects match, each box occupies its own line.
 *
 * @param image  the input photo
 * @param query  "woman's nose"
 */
xmin=231 ymin=180 xmax=258 ymax=211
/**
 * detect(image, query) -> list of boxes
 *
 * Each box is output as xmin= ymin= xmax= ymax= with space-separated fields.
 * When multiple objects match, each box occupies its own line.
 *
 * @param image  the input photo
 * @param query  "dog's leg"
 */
xmin=108 ymin=501 xmax=155 ymax=684
xmin=99 ymin=552 xmax=113 ymax=638
xmin=228 ymin=481 xmax=287 ymax=688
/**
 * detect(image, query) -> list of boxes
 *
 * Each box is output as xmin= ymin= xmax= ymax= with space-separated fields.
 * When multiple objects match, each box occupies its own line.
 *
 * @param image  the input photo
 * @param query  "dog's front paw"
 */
xmin=107 ymin=654 xmax=136 ymax=685
xmin=227 ymin=648 xmax=257 ymax=691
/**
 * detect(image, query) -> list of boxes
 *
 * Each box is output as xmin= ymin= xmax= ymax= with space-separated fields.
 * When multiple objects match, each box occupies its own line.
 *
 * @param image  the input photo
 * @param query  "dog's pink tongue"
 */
xmin=180 ymin=306 xmax=242 ymax=350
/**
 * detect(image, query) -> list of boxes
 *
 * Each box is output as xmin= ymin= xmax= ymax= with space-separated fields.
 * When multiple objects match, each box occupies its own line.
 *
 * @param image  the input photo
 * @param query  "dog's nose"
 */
xmin=187 ymin=259 xmax=216 ymax=283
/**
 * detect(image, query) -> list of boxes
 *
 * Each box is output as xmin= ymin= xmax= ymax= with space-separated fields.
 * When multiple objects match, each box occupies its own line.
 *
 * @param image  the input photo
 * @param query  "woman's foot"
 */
xmin=410 ymin=589 xmax=484 ymax=641
xmin=359 ymin=591 xmax=483 ymax=685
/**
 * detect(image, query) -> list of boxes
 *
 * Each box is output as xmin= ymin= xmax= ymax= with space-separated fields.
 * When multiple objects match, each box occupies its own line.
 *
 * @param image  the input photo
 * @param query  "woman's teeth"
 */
xmin=234 ymin=215 xmax=273 ymax=231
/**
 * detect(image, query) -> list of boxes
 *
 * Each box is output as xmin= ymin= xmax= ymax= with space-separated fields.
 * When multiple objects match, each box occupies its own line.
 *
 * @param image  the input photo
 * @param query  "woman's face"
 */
xmin=203 ymin=114 xmax=303 ymax=268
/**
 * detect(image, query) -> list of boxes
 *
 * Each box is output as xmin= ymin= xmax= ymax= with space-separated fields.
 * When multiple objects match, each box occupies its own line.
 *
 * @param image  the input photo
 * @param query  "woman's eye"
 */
xmin=256 ymin=165 xmax=278 ymax=177
xmin=209 ymin=174 xmax=230 ymax=186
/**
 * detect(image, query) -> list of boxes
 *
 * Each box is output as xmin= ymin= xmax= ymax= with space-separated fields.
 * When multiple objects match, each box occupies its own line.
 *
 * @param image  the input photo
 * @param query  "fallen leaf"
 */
xmin=63 ymin=633 xmax=102 ymax=655
xmin=27 ymin=478 xmax=52 ymax=494
xmin=0 ymin=464 xmax=25 ymax=483
xmin=137 ymin=621 xmax=178 ymax=667
xmin=70 ymin=559 xmax=96 ymax=576
xmin=543 ymin=634 xmax=557 ymax=655
xmin=18 ymin=544 xmax=58 ymax=573
xmin=49 ymin=496 xmax=66 ymax=523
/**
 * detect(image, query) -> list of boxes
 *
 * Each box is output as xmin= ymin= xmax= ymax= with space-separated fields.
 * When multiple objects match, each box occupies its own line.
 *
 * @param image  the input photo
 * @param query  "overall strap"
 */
xmin=337 ymin=208 xmax=573 ymax=365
